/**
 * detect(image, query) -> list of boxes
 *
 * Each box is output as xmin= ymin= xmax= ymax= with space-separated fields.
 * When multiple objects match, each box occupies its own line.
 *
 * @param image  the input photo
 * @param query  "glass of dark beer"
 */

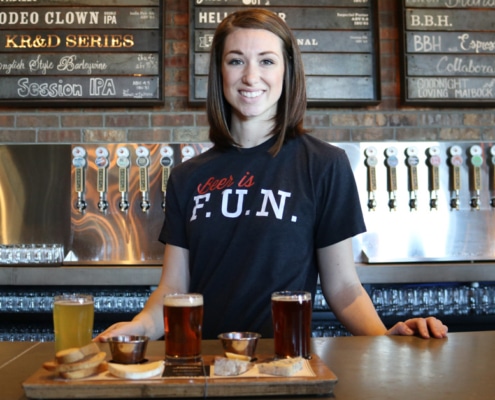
xmin=271 ymin=291 xmax=312 ymax=359
xmin=163 ymin=293 xmax=203 ymax=362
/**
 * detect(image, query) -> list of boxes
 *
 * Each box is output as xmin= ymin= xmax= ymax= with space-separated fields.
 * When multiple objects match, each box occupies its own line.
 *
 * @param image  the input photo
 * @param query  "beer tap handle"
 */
xmin=385 ymin=147 xmax=398 ymax=211
xmin=449 ymin=145 xmax=463 ymax=210
xmin=406 ymin=146 xmax=419 ymax=211
xmin=116 ymin=147 xmax=130 ymax=212
xmin=469 ymin=145 xmax=483 ymax=210
xmin=160 ymin=146 xmax=174 ymax=213
xmin=72 ymin=146 xmax=87 ymax=213
xmin=181 ymin=145 xmax=195 ymax=162
xmin=136 ymin=146 xmax=151 ymax=212
xmin=95 ymin=147 xmax=109 ymax=213
xmin=490 ymin=145 xmax=495 ymax=207
xmin=427 ymin=146 xmax=441 ymax=210
xmin=364 ymin=146 xmax=378 ymax=211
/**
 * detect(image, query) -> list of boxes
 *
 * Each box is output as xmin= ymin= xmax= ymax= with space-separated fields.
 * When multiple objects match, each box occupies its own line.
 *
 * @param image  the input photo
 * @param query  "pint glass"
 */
xmin=53 ymin=294 xmax=94 ymax=352
xmin=271 ymin=291 xmax=312 ymax=359
xmin=163 ymin=293 xmax=203 ymax=362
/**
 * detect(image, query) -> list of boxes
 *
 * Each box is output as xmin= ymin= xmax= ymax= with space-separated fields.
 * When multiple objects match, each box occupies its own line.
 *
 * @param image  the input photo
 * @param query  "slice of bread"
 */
xmin=56 ymin=352 xmax=107 ymax=373
xmin=42 ymin=360 xmax=58 ymax=371
xmin=108 ymin=360 xmax=165 ymax=380
xmin=55 ymin=348 xmax=84 ymax=364
xmin=258 ymin=357 xmax=304 ymax=376
xmin=80 ymin=342 xmax=101 ymax=357
xmin=55 ymin=342 xmax=99 ymax=364
xmin=42 ymin=343 xmax=107 ymax=380
xmin=60 ymin=362 xmax=108 ymax=380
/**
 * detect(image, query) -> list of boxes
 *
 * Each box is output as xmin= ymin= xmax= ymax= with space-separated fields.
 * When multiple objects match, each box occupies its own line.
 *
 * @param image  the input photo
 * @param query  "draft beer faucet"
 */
xmin=136 ymin=146 xmax=151 ymax=212
xmin=116 ymin=147 xmax=131 ymax=212
xmin=160 ymin=145 xmax=174 ymax=213
xmin=427 ymin=146 xmax=441 ymax=210
xmin=95 ymin=147 xmax=109 ymax=213
xmin=72 ymin=146 xmax=87 ymax=213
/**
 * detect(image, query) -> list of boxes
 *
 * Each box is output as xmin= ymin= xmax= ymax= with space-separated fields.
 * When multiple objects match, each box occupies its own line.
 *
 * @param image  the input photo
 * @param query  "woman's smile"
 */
xmin=240 ymin=90 xmax=264 ymax=99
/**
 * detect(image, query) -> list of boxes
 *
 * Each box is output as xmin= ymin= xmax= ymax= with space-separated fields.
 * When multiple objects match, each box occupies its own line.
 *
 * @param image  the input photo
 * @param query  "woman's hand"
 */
xmin=387 ymin=317 xmax=448 ymax=339
xmin=93 ymin=320 xmax=147 ymax=342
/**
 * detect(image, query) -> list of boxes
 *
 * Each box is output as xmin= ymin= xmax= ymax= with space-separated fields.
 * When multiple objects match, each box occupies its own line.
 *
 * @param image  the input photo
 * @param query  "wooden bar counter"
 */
xmin=1 ymin=331 xmax=494 ymax=400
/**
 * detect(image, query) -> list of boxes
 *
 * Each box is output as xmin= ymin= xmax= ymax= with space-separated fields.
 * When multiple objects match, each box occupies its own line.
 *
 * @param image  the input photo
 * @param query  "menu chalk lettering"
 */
xmin=400 ymin=0 xmax=495 ymax=105
xmin=0 ymin=0 xmax=163 ymax=106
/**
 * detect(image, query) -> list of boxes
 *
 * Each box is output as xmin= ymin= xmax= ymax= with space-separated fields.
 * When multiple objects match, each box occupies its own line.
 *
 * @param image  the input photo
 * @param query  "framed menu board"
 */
xmin=189 ymin=0 xmax=380 ymax=107
xmin=0 ymin=0 xmax=163 ymax=106
xmin=400 ymin=0 xmax=495 ymax=106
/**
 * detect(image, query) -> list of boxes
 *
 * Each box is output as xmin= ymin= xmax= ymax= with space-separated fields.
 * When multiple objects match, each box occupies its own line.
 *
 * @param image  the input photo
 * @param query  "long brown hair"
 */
xmin=207 ymin=9 xmax=308 ymax=156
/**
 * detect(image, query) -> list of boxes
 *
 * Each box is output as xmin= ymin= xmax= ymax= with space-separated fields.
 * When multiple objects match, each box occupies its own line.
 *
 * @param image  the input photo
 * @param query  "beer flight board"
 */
xmin=189 ymin=0 xmax=381 ymax=106
xmin=400 ymin=0 xmax=495 ymax=106
xmin=0 ymin=0 xmax=163 ymax=106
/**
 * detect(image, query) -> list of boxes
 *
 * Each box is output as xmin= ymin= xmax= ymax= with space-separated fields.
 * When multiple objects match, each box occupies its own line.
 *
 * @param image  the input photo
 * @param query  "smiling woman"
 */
xmin=95 ymin=9 xmax=448 ymax=343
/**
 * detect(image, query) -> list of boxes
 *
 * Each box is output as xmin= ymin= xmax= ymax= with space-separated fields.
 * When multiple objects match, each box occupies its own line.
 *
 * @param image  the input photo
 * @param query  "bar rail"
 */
xmin=2 ymin=262 xmax=495 ymax=286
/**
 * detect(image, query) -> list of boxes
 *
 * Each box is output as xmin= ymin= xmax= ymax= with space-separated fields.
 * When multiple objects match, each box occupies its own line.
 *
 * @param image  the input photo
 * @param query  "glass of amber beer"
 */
xmin=271 ymin=291 xmax=312 ymax=359
xmin=163 ymin=293 xmax=203 ymax=362
xmin=53 ymin=294 xmax=94 ymax=352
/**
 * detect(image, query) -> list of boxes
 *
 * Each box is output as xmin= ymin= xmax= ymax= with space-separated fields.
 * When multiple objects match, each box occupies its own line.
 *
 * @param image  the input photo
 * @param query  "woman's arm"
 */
xmin=317 ymin=238 xmax=447 ymax=338
xmin=317 ymin=238 xmax=387 ymax=335
xmin=94 ymin=244 xmax=190 ymax=341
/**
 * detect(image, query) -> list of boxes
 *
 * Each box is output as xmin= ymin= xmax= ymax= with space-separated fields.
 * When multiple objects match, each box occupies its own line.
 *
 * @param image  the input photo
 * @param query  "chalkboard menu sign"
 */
xmin=189 ymin=0 xmax=380 ymax=106
xmin=0 ymin=0 xmax=163 ymax=106
xmin=400 ymin=0 xmax=495 ymax=106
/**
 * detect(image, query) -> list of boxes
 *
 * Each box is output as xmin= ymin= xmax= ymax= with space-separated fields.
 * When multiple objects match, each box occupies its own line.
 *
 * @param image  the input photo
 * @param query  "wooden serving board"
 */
xmin=22 ymin=354 xmax=337 ymax=399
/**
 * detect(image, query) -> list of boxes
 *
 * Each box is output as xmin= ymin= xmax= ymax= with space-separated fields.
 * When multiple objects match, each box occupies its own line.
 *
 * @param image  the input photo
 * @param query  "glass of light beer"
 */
xmin=272 ymin=291 xmax=312 ymax=359
xmin=53 ymin=294 xmax=94 ymax=352
xmin=163 ymin=293 xmax=203 ymax=362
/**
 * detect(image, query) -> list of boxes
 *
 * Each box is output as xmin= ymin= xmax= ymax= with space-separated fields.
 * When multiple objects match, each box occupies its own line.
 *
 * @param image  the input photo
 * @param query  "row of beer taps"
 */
xmin=72 ymin=145 xmax=195 ymax=214
xmin=364 ymin=144 xmax=495 ymax=212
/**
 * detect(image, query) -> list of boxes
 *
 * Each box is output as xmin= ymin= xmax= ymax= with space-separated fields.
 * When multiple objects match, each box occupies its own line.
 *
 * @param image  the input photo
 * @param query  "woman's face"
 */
xmin=221 ymin=28 xmax=285 ymax=124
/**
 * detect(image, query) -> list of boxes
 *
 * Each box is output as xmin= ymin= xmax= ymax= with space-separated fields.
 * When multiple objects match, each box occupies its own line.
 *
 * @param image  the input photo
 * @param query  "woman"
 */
xmin=96 ymin=9 xmax=447 ymax=341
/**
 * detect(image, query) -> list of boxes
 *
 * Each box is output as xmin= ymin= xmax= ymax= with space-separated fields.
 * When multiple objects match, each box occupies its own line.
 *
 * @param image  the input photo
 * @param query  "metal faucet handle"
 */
xmin=76 ymin=199 xmax=87 ymax=212
xmin=140 ymin=200 xmax=151 ymax=212
xmin=98 ymin=199 xmax=109 ymax=212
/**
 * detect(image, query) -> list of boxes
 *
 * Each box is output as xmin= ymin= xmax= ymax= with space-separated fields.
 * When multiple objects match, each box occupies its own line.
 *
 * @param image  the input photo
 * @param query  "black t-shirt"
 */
xmin=159 ymin=134 xmax=366 ymax=339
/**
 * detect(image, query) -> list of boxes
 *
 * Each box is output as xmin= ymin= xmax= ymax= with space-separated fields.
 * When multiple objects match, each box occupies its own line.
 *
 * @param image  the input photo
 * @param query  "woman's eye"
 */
xmin=227 ymin=58 xmax=243 ymax=65
xmin=261 ymin=59 xmax=275 ymax=65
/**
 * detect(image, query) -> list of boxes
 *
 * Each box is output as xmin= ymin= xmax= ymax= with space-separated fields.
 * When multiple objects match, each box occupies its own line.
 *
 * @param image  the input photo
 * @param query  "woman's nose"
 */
xmin=242 ymin=64 xmax=259 ymax=85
